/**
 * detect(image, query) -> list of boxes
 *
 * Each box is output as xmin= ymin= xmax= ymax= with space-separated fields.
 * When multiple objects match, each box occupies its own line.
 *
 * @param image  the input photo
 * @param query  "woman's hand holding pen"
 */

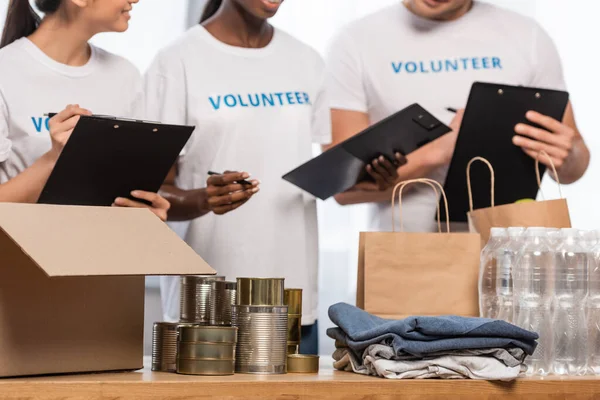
xmin=47 ymin=104 xmax=92 ymax=159
xmin=205 ymin=171 xmax=260 ymax=215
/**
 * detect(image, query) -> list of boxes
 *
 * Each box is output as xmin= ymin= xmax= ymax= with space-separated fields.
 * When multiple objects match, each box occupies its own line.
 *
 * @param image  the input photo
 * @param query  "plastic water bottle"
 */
xmin=495 ymin=227 xmax=525 ymax=324
xmin=553 ymin=228 xmax=588 ymax=376
xmin=578 ymin=230 xmax=599 ymax=252
xmin=514 ymin=227 xmax=554 ymax=376
xmin=547 ymin=228 xmax=562 ymax=249
xmin=479 ymin=228 xmax=507 ymax=318
xmin=587 ymin=234 xmax=600 ymax=374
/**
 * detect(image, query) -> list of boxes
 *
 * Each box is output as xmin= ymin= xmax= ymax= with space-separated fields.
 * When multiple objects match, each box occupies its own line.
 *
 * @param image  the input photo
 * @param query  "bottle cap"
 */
xmin=525 ymin=227 xmax=547 ymax=236
xmin=507 ymin=227 xmax=525 ymax=237
xmin=560 ymin=228 xmax=579 ymax=237
xmin=490 ymin=228 xmax=507 ymax=237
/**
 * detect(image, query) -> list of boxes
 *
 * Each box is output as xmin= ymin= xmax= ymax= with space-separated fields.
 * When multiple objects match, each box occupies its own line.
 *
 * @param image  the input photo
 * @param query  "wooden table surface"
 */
xmin=2 ymin=359 xmax=600 ymax=399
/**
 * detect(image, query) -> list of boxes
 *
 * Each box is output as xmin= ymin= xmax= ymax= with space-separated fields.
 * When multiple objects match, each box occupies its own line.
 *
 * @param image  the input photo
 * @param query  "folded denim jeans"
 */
xmin=327 ymin=303 xmax=538 ymax=357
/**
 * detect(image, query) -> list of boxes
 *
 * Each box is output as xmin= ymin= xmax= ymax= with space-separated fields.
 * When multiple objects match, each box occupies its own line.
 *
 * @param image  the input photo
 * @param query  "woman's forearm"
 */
xmin=0 ymin=152 xmax=57 ymax=203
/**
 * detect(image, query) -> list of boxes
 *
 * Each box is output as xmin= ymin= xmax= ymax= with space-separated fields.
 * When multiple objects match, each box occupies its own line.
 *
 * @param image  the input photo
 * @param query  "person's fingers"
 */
xmin=208 ymin=187 xmax=259 ymax=207
xmin=50 ymin=115 xmax=81 ymax=138
xmin=395 ymin=152 xmax=408 ymax=167
xmin=131 ymin=190 xmax=171 ymax=211
xmin=371 ymin=158 xmax=393 ymax=181
xmin=213 ymin=199 xmax=250 ymax=215
xmin=206 ymin=183 xmax=245 ymax=197
xmin=153 ymin=209 xmax=168 ymax=222
xmin=52 ymin=105 xmax=92 ymax=124
xmin=207 ymin=171 xmax=250 ymax=186
xmin=113 ymin=197 xmax=147 ymax=208
xmin=514 ymin=124 xmax=571 ymax=150
xmin=114 ymin=196 xmax=169 ymax=221
xmin=525 ymin=110 xmax=570 ymax=135
xmin=378 ymin=156 xmax=399 ymax=181
xmin=512 ymin=135 xmax=569 ymax=161
xmin=365 ymin=164 xmax=387 ymax=190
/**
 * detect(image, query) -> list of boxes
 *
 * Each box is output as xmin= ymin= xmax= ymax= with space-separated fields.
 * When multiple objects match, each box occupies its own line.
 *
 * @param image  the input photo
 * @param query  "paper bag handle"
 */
xmin=393 ymin=180 xmax=442 ymax=233
xmin=391 ymin=178 xmax=450 ymax=233
xmin=466 ymin=157 xmax=495 ymax=212
xmin=535 ymin=150 xmax=563 ymax=200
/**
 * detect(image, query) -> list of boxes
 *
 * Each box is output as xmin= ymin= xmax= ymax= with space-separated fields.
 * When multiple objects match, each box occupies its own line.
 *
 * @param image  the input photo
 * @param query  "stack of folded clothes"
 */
xmin=327 ymin=303 xmax=538 ymax=381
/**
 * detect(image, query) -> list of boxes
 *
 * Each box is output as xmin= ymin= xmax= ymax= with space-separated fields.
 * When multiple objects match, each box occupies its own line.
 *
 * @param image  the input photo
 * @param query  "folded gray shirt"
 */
xmin=333 ymin=347 xmax=524 ymax=381
xmin=364 ymin=344 xmax=526 ymax=368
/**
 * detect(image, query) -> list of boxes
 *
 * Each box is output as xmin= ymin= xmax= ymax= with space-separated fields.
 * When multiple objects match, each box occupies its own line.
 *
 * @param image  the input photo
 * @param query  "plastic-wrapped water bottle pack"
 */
xmin=479 ymin=227 xmax=600 ymax=376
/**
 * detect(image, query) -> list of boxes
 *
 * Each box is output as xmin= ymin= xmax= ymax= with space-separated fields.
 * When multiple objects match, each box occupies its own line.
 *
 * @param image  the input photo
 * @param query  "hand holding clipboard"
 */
xmin=43 ymin=105 xmax=172 ymax=221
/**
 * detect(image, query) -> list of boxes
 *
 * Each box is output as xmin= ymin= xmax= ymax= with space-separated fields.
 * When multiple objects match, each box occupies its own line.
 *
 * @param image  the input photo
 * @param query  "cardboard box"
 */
xmin=0 ymin=203 xmax=215 ymax=377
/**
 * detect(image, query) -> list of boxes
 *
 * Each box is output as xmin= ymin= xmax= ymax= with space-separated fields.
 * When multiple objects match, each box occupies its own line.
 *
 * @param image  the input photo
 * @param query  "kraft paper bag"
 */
xmin=357 ymin=179 xmax=481 ymax=320
xmin=467 ymin=152 xmax=571 ymax=246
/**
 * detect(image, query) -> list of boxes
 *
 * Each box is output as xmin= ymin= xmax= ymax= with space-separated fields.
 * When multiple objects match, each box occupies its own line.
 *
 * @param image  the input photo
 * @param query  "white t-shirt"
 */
xmin=0 ymin=38 xmax=143 ymax=181
xmin=327 ymin=1 xmax=566 ymax=232
xmin=145 ymin=26 xmax=331 ymax=325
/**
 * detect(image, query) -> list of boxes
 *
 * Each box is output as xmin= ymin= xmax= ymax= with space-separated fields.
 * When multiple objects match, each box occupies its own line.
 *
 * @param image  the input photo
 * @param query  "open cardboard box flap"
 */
xmin=0 ymin=203 xmax=215 ymax=277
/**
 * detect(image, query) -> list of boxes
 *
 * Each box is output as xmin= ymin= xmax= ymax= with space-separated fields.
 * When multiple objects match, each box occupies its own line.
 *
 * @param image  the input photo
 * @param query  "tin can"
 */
xmin=287 ymin=354 xmax=320 ymax=373
xmin=176 ymin=358 xmax=235 ymax=376
xmin=284 ymin=288 xmax=302 ymax=352
xmin=236 ymin=278 xmax=284 ymax=306
xmin=180 ymin=275 xmax=225 ymax=323
xmin=177 ymin=342 xmax=236 ymax=360
xmin=284 ymin=289 xmax=303 ymax=315
xmin=209 ymin=281 xmax=237 ymax=326
xmin=232 ymin=305 xmax=288 ymax=374
xmin=151 ymin=322 xmax=199 ymax=372
xmin=178 ymin=325 xmax=238 ymax=344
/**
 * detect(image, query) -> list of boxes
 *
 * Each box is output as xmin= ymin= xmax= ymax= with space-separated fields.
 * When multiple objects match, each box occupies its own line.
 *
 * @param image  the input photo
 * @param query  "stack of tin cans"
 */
xmin=152 ymin=275 xmax=238 ymax=375
xmin=152 ymin=322 xmax=198 ymax=373
xmin=282 ymin=288 xmax=320 ymax=374
xmin=232 ymin=278 xmax=288 ymax=374
xmin=152 ymin=275 xmax=319 ymax=375
xmin=176 ymin=325 xmax=237 ymax=376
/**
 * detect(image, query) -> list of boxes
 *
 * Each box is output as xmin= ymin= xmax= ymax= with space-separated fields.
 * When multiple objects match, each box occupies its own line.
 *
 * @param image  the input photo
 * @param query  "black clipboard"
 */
xmin=283 ymin=103 xmax=450 ymax=200
xmin=442 ymin=82 xmax=569 ymax=222
xmin=38 ymin=116 xmax=194 ymax=206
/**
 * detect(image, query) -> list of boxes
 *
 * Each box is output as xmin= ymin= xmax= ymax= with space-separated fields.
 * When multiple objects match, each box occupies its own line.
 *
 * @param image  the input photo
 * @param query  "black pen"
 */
xmin=208 ymin=171 xmax=253 ymax=186
xmin=45 ymin=113 xmax=116 ymax=119
xmin=446 ymin=107 xmax=458 ymax=114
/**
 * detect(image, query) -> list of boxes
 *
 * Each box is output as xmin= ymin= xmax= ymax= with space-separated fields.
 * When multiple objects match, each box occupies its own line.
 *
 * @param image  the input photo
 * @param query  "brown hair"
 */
xmin=1 ymin=0 xmax=61 ymax=48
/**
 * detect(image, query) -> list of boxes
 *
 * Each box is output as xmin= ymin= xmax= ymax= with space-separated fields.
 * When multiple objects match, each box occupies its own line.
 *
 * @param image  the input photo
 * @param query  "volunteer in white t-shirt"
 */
xmin=147 ymin=0 xmax=338 ymax=354
xmin=327 ymin=0 xmax=590 ymax=233
xmin=0 ymin=0 xmax=169 ymax=219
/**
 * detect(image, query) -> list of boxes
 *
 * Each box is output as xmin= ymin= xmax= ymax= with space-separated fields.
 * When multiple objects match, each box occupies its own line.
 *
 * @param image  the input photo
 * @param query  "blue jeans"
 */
xmin=300 ymin=321 xmax=319 ymax=355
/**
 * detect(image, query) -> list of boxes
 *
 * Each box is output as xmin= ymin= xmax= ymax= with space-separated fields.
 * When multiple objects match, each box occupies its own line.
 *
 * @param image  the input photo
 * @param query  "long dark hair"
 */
xmin=1 ymin=0 xmax=61 ymax=48
xmin=200 ymin=0 xmax=222 ymax=23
